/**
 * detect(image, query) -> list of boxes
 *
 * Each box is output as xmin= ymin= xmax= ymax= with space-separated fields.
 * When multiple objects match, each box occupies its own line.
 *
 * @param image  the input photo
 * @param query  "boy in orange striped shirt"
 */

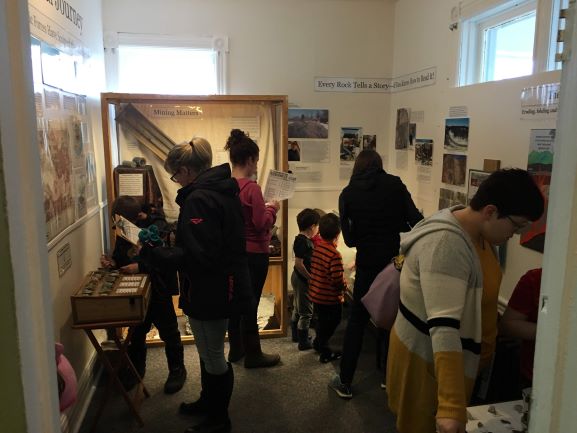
xmin=309 ymin=213 xmax=348 ymax=363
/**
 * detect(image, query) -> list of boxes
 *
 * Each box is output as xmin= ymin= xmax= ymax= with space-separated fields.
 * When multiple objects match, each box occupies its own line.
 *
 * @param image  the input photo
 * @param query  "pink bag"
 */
xmin=361 ymin=255 xmax=404 ymax=330
xmin=55 ymin=343 xmax=77 ymax=412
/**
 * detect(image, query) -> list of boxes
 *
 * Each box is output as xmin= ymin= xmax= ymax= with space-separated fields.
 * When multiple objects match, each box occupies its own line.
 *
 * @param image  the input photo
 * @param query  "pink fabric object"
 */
xmin=361 ymin=258 xmax=402 ymax=330
xmin=237 ymin=178 xmax=277 ymax=253
xmin=55 ymin=342 xmax=77 ymax=412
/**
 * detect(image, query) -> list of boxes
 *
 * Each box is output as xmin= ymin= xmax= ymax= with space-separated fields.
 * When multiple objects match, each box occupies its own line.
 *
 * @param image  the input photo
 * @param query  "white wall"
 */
xmin=28 ymin=0 xmax=108 ymax=377
xmin=387 ymin=0 xmax=560 ymax=301
xmin=102 ymin=0 xmax=397 ymax=282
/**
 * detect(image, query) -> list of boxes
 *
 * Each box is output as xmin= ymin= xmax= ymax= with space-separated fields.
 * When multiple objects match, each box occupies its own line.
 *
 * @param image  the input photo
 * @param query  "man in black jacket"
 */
xmin=329 ymin=150 xmax=423 ymax=399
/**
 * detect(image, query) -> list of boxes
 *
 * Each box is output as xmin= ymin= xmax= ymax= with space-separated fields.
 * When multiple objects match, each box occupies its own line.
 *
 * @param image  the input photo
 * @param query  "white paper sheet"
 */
xmin=263 ymin=169 xmax=296 ymax=202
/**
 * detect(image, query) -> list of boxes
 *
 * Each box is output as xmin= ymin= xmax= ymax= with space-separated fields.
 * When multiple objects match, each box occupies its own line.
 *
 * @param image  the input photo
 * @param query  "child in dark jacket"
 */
xmin=101 ymin=196 xmax=186 ymax=394
xmin=290 ymin=208 xmax=320 ymax=350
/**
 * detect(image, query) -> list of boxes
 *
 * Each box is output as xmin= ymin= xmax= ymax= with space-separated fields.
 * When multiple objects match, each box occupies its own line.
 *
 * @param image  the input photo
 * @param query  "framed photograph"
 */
xmin=467 ymin=169 xmax=490 ymax=203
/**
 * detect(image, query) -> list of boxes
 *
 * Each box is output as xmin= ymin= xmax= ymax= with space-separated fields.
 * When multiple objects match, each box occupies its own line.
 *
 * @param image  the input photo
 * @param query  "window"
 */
xmin=481 ymin=9 xmax=536 ymax=82
xmin=458 ymin=0 xmax=566 ymax=86
xmin=104 ymin=33 xmax=228 ymax=94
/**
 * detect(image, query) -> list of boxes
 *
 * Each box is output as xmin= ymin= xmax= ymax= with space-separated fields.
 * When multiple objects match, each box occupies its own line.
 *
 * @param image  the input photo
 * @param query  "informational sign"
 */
xmin=520 ymin=83 xmax=559 ymax=119
xmin=520 ymin=129 xmax=555 ymax=253
xmin=118 ymin=173 xmax=144 ymax=196
xmin=56 ymin=242 xmax=72 ymax=277
xmin=314 ymin=67 xmax=437 ymax=93
xmin=143 ymin=104 xmax=203 ymax=119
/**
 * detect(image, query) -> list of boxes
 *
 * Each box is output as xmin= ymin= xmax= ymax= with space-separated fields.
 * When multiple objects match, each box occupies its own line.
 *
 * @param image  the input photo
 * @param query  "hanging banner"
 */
xmin=520 ymin=83 xmax=560 ymax=119
xmin=314 ymin=67 xmax=437 ymax=94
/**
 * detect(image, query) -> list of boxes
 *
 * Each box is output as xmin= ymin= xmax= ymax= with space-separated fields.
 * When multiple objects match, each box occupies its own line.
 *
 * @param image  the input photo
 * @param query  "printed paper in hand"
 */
xmin=114 ymin=214 xmax=141 ymax=246
xmin=263 ymin=170 xmax=296 ymax=202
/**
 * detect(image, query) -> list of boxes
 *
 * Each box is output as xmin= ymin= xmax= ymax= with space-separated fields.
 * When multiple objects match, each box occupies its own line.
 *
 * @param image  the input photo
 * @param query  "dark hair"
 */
xmin=470 ymin=168 xmax=544 ymax=220
xmin=319 ymin=213 xmax=341 ymax=241
xmin=297 ymin=208 xmax=320 ymax=231
xmin=224 ymin=129 xmax=259 ymax=166
xmin=313 ymin=208 xmax=326 ymax=218
xmin=111 ymin=195 xmax=141 ymax=223
xmin=352 ymin=150 xmax=383 ymax=176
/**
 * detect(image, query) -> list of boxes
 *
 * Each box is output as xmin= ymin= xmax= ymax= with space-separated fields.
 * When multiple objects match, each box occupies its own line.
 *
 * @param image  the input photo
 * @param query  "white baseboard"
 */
xmin=60 ymin=352 xmax=102 ymax=433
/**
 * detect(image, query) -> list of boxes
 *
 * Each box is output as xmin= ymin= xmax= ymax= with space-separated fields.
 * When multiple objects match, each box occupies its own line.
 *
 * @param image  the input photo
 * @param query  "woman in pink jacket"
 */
xmin=225 ymin=129 xmax=281 ymax=368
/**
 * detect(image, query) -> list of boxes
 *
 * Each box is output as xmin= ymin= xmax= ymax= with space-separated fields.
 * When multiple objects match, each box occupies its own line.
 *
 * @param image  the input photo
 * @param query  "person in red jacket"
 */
xmin=500 ymin=268 xmax=542 ymax=390
xmin=225 ymin=129 xmax=281 ymax=368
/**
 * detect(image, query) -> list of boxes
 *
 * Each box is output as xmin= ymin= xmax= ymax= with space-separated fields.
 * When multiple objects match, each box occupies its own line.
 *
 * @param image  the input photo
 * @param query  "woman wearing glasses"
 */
xmin=144 ymin=137 xmax=251 ymax=433
xmin=225 ymin=129 xmax=281 ymax=368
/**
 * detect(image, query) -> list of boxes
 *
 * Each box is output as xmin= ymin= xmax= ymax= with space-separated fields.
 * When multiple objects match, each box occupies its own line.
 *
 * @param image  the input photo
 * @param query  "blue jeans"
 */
xmin=188 ymin=317 xmax=229 ymax=375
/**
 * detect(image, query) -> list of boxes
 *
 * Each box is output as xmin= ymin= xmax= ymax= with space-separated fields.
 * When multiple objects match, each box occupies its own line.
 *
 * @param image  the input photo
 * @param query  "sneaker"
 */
xmin=319 ymin=351 xmax=342 ymax=363
xmin=329 ymin=374 xmax=352 ymax=399
xmin=164 ymin=366 xmax=187 ymax=394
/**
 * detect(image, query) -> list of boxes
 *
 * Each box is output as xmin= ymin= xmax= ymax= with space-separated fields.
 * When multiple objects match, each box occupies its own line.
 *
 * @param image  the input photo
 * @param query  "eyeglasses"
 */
xmin=506 ymin=215 xmax=530 ymax=234
xmin=170 ymin=170 xmax=179 ymax=182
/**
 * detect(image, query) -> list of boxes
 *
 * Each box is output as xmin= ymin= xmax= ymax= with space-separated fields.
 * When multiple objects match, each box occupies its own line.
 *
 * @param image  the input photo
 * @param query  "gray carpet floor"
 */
xmin=79 ymin=315 xmax=398 ymax=433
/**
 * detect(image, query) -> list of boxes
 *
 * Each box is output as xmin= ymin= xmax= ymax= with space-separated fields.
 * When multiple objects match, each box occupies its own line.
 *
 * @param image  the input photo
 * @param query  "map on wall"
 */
xmin=30 ymin=36 xmax=97 ymax=242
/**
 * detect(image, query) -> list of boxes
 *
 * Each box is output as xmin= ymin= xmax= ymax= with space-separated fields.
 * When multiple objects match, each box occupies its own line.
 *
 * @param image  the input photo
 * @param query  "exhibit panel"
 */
xmin=100 ymin=93 xmax=289 ymax=342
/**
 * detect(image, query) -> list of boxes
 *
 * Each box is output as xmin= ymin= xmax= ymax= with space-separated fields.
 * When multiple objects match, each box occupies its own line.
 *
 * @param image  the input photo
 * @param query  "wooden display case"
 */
xmin=100 ymin=93 xmax=289 ymax=342
xmin=71 ymin=271 xmax=151 ymax=325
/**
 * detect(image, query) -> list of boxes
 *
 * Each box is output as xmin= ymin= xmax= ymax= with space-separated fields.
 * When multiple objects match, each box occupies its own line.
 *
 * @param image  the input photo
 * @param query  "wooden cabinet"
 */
xmin=100 ymin=93 xmax=289 ymax=343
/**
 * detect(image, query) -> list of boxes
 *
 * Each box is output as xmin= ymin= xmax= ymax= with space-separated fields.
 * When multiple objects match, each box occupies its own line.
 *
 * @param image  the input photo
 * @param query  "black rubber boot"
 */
xmin=227 ymin=329 xmax=245 ymax=363
xmin=243 ymin=332 xmax=280 ymax=369
xmin=180 ymin=360 xmax=208 ymax=416
xmin=184 ymin=363 xmax=233 ymax=433
xmin=297 ymin=329 xmax=313 ymax=351
xmin=290 ymin=321 xmax=298 ymax=343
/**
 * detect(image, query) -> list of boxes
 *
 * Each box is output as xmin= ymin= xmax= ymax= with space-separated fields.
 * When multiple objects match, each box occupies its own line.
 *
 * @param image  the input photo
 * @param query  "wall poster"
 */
xmin=395 ymin=108 xmax=410 ymax=150
xmin=438 ymin=187 xmax=467 ymax=210
xmin=288 ymin=108 xmax=329 ymax=139
xmin=444 ymin=117 xmax=469 ymax=152
xmin=340 ymin=127 xmax=363 ymax=161
xmin=442 ymin=153 xmax=467 ymax=186
xmin=29 ymin=3 xmax=98 ymax=243
xmin=415 ymin=139 xmax=433 ymax=183
xmin=521 ymin=129 xmax=555 ymax=253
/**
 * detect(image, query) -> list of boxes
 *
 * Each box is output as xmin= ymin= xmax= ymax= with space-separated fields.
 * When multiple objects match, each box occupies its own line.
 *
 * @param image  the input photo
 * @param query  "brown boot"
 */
xmin=242 ymin=332 xmax=280 ymax=368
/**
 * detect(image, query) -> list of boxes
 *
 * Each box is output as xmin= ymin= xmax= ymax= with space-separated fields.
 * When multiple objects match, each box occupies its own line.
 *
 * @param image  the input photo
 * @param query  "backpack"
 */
xmin=361 ymin=255 xmax=404 ymax=329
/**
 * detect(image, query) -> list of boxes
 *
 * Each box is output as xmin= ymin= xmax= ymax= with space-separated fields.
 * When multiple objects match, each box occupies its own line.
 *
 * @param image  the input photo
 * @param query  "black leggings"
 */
xmin=128 ymin=291 xmax=183 ymax=368
xmin=228 ymin=252 xmax=269 ymax=334
xmin=314 ymin=303 xmax=342 ymax=353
